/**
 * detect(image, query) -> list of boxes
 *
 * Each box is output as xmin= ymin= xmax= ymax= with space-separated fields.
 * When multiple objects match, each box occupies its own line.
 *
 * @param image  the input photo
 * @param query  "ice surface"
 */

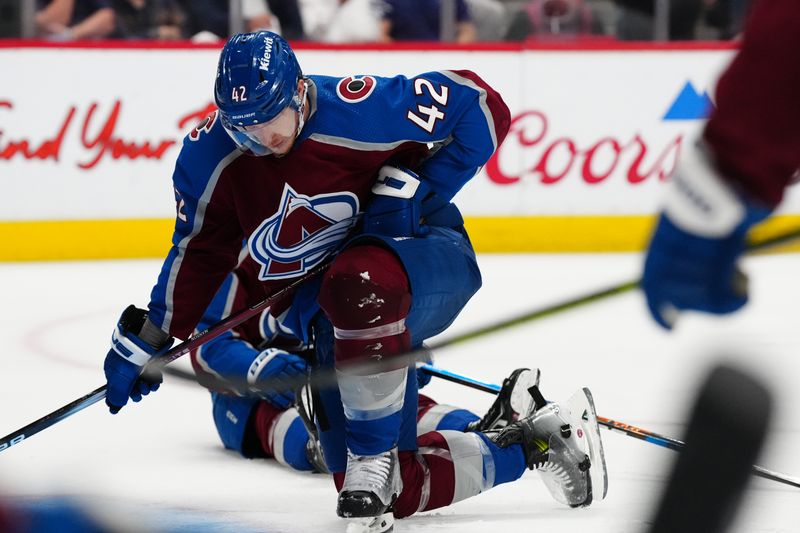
xmin=1 ymin=253 xmax=798 ymax=532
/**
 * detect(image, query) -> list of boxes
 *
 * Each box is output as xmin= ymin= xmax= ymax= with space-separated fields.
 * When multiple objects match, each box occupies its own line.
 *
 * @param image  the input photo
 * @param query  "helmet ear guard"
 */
xmin=214 ymin=31 xmax=305 ymax=155
xmin=294 ymin=80 xmax=309 ymax=140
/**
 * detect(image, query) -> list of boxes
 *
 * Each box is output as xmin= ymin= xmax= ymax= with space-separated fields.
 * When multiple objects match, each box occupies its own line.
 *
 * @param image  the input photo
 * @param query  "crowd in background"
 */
xmin=29 ymin=0 xmax=752 ymax=42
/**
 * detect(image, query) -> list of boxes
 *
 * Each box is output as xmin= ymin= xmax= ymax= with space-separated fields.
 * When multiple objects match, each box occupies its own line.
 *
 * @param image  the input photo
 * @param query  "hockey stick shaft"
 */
xmin=156 ymin=223 xmax=800 ymax=400
xmin=419 ymin=364 xmax=800 ymax=490
xmin=0 ymin=386 xmax=107 ymax=453
xmin=163 ymin=224 xmax=800 ymax=398
xmin=12 ymin=224 xmax=795 ymax=453
xmin=0 ymin=263 xmax=329 ymax=454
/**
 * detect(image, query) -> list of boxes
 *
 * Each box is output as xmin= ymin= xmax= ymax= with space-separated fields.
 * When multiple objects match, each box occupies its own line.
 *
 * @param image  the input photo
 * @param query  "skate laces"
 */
xmin=344 ymin=451 xmax=393 ymax=491
xmin=476 ymin=368 xmax=539 ymax=431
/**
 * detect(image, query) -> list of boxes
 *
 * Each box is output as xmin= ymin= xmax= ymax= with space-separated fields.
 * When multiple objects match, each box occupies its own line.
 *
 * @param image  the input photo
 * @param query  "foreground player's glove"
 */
xmin=104 ymin=305 xmax=174 ymax=414
xmin=642 ymin=146 xmax=771 ymax=329
xmin=362 ymin=165 xmax=435 ymax=237
xmin=245 ymin=348 xmax=308 ymax=408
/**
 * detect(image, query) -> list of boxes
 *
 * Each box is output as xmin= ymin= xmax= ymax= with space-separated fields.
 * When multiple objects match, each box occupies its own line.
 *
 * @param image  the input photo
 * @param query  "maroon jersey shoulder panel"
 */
xmin=702 ymin=0 xmax=800 ymax=206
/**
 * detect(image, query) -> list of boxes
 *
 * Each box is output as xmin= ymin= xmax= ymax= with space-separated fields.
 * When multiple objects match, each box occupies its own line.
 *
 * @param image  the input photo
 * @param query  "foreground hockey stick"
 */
xmin=0 ymin=263 xmax=330 ymax=454
xmin=419 ymin=364 xmax=800 ymax=490
xmin=7 ymin=225 xmax=798 ymax=453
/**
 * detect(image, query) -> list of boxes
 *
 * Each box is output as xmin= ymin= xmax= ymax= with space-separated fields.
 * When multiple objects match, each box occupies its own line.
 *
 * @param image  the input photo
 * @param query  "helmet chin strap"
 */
xmin=294 ymin=80 xmax=309 ymax=139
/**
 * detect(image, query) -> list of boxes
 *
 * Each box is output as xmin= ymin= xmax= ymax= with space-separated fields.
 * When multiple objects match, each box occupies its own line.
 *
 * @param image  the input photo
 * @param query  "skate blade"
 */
xmin=567 ymin=387 xmax=609 ymax=502
xmin=345 ymin=512 xmax=394 ymax=533
xmin=510 ymin=368 xmax=541 ymax=419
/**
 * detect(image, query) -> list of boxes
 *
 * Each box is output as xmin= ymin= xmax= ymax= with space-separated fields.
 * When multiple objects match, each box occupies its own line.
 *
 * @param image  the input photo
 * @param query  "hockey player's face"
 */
xmin=243 ymin=106 xmax=298 ymax=156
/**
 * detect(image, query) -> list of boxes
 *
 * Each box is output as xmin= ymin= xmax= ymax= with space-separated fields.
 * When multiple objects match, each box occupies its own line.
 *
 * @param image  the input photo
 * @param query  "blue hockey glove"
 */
xmin=246 ymin=348 xmax=308 ymax=409
xmin=642 ymin=147 xmax=771 ymax=329
xmin=362 ymin=166 xmax=434 ymax=237
xmin=104 ymin=305 xmax=173 ymax=414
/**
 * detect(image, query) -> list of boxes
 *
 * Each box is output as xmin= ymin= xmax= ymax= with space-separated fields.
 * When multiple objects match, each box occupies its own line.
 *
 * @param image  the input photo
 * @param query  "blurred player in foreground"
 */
xmin=643 ymin=0 xmax=800 ymax=328
xmin=100 ymin=31 xmax=607 ymax=531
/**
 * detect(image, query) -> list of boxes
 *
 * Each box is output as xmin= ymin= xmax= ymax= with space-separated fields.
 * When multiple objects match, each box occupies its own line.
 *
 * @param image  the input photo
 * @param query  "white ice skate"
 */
xmin=469 ymin=367 xmax=541 ymax=431
xmin=534 ymin=388 xmax=608 ymax=507
xmin=337 ymin=448 xmax=402 ymax=533
xmin=488 ymin=386 xmax=608 ymax=508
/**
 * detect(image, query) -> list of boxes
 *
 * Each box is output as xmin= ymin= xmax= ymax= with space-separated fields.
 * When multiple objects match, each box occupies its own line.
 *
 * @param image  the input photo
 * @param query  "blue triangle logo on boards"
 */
xmin=663 ymin=81 xmax=715 ymax=120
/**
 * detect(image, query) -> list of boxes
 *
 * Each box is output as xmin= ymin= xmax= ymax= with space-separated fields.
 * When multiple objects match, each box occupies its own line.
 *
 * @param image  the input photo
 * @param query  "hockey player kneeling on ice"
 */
xmin=189 ymin=268 xmax=556 ymax=479
xmin=192 ymin=274 xmax=607 ymax=532
xmin=187 ymin=265 xmax=529 ymax=472
xmin=101 ymin=30 xmax=606 ymax=533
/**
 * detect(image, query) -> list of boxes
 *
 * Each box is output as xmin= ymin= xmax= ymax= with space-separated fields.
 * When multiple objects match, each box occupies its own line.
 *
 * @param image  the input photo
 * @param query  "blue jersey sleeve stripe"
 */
xmin=160 ymin=148 xmax=242 ymax=333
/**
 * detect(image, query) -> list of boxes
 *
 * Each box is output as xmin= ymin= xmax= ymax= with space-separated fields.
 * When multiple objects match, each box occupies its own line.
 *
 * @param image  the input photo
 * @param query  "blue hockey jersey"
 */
xmin=147 ymin=70 xmax=510 ymax=339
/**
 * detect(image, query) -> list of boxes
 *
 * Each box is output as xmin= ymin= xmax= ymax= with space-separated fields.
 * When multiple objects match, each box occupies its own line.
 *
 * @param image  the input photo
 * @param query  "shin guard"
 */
xmin=318 ymin=245 xmax=412 ymax=454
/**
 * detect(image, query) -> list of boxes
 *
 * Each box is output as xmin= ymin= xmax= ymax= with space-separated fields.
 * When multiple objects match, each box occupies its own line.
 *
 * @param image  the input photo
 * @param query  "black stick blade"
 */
xmin=648 ymin=364 xmax=772 ymax=533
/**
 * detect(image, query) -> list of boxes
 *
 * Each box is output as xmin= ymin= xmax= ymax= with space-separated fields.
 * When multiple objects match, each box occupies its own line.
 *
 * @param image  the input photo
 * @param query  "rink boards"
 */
xmin=2 ymin=41 xmax=798 ymax=260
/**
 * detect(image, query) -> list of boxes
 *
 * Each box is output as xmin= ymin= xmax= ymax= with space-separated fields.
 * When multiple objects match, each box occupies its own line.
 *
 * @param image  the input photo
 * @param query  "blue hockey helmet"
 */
xmin=215 ymin=31 xmax=305 ymax=155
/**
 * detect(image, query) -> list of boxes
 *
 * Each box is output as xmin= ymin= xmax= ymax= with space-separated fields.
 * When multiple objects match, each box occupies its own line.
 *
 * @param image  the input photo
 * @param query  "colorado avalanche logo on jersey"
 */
xmin=336 ymin=76 xmax=377 ymax=103
xmin=248 ymin=184 xmax=360 ymax=280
